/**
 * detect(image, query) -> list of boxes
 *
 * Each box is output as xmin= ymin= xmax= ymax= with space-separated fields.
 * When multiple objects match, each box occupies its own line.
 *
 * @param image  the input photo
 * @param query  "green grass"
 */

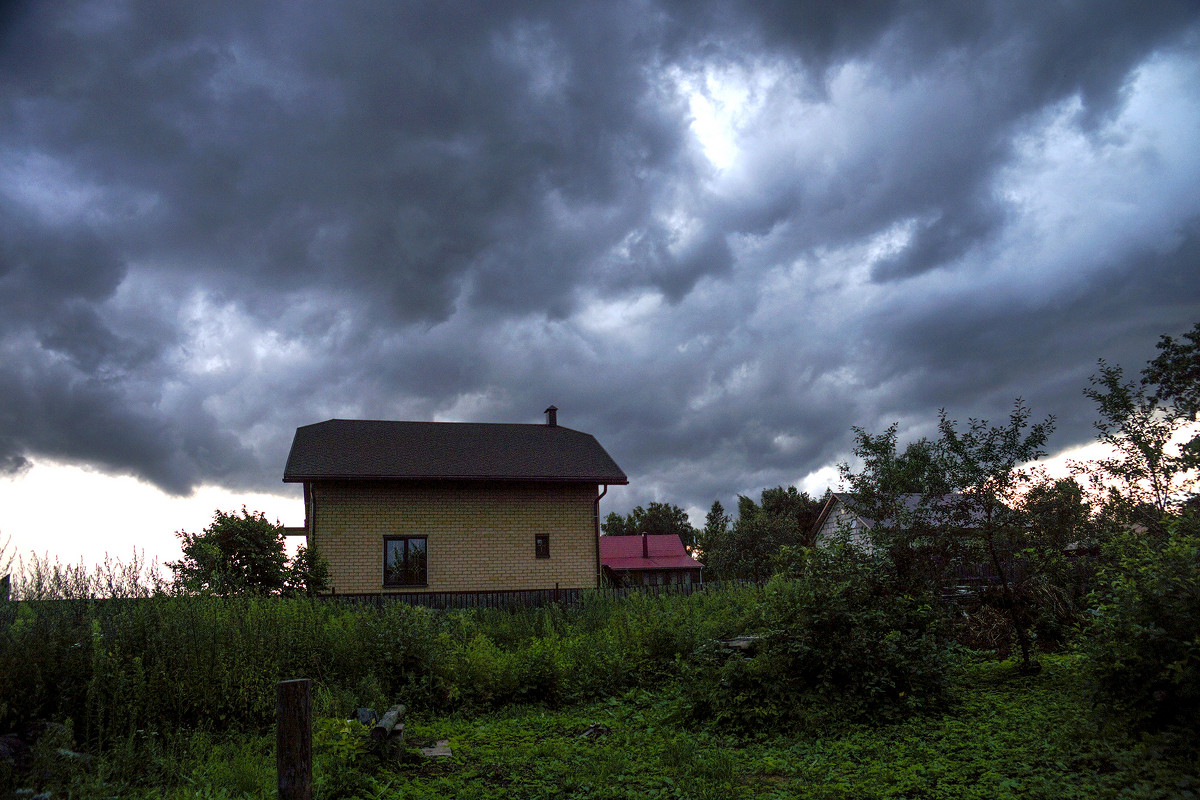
xmin=387 ymin=655 xmax=1198 ymax=800
xmin=34 ymin=653 xmax=1189 ymax=800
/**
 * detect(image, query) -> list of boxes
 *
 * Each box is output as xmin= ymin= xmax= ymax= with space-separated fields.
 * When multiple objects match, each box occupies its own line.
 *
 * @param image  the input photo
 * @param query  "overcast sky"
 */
xmin=2 ymin=1 xmax=1199 ymax=563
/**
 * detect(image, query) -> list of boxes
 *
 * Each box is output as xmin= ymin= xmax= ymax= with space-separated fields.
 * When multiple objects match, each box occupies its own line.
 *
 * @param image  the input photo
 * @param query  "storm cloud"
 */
xmin=1 ymin=0 xmax=1198 ymax=514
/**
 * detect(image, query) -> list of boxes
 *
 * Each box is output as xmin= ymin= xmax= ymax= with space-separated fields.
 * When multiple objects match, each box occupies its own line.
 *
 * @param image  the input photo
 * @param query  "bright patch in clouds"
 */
xmin=997 ymin=54 xmax=1200 ymax=290
xmin=0 ymin=460 xmax=302 ymax=572
xmin=674 ymin=61 xmax=780 ymax=171
xmin=575 ymin=290 xmax=664 ymax=336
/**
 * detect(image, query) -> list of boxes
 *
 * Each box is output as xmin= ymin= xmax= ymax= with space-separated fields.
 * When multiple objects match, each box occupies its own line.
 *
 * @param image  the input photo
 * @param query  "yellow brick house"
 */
xmin=282 ymin=407 xmax=627 ymax=597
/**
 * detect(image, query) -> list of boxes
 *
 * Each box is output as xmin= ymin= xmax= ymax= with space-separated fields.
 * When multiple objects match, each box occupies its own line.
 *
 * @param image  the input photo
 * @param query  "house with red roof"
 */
xmin=599 ymin=533 xmax=702 ymax=588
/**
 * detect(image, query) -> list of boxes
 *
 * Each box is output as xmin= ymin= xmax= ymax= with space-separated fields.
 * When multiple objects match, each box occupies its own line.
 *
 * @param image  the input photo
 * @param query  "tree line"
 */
xmin=601 ymin=487 xmax=825 ymax=582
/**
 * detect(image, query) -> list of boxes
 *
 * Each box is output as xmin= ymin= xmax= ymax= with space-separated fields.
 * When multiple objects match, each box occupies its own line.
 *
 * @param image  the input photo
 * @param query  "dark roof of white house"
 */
xmin=811 ymin=491 xmax=995 ymax=536
xmin=283 ymin=418 xmax=628 ymax=484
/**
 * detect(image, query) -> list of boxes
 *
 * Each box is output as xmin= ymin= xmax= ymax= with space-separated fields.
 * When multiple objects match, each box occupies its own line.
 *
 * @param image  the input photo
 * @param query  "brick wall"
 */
xmin=309 ymin=480 xmax=600 ymax=594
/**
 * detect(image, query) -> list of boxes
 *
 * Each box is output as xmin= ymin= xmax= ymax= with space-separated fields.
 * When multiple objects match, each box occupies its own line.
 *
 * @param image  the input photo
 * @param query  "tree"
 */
xmin=601 ymin=511 xmax=634 ymax=537
xmin=1083 ymin=360 xmax=1195 ymax=519
xmin=838 ymin=401 xmax=1059 ymax=671
xmin=1021 ymin=476 xmax=1090 ymax=552
xmin=694 ymin=500 xmax=731 ymax=561
xmin=1080 ymin=323 xmax=1200 ymax=729
xmin=755 ymin=486 xmax=826 ymax=545
xmin=285 ymin=543 xmax=331 ymax=597
xmin=1143 ymin=320 xmax=1200 ymax=472
xmin=838 ymin=427 xmax=948 ymax=527
xmin=698 ymin=487 xmax=823 ymax=581
xmin=601 ymin=501 xmax=698 ymax=549
xmin=837 ymin=428 xmax=953 ymax=590
xmin=169 ymin=507 xmax=328 ymax=596
xmin=0 ymin=532 xmax=12 ymax=601
xmin=702 ymin=500 xmax=730 ymax=541
xmin=1144 ymin=321 xmax=1200 ymax=420
xmin=934 ymin=401 xmax=1055 ymax=673
xmin=1015 ymin=474 xmax=1097 ymax=642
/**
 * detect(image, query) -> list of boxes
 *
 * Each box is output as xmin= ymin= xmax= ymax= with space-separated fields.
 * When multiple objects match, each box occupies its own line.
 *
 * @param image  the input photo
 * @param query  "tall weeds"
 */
xmin=5 ymin=549 xmax=170 ymax=600
xmin=0 ymin=578 xmax=760 ymax=749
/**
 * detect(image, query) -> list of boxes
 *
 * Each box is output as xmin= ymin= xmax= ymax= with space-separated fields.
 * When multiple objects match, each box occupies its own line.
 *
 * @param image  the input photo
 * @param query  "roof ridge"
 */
xmin=314 ymin=418 xmax=584 ymax=432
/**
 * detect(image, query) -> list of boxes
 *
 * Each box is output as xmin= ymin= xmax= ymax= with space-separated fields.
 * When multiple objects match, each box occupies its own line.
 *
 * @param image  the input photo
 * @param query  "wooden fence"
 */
xmin=322 ymin=579 xmax=737 ymax=610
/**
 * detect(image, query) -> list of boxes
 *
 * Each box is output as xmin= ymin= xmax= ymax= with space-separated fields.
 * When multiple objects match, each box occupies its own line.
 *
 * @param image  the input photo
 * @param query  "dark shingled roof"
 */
xmin=283 ymin=419 xmax=628 ymax=484
xmin=811 ymin=491 xmax=993 ymax=537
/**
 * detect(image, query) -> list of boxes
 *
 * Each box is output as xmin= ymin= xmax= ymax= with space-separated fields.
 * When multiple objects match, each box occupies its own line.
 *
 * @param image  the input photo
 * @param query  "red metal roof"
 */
xmin=599 ymin=534 xmax=702 ymax=571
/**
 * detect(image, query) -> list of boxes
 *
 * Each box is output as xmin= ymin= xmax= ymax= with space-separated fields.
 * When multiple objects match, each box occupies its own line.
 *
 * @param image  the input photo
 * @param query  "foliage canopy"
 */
xmin=601 ymin=501 xmax=698 ymax=550
xmin=696 ymin=487 xmax=823 ymax=581
xmin=168 ymin=507 xmax=327 ymax=596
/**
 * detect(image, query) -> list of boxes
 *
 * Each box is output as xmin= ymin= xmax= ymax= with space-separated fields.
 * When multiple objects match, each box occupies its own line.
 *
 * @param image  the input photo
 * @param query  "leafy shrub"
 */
xmin=313 ymin=718 xmax=376 ymax=800
xmin=1084 ymin=521 xmax=1200 ymax=731
xmin=680 ymin=544 xmax=952 ymax=732
xmin=451 ymin=633 xmax=523 ymax=707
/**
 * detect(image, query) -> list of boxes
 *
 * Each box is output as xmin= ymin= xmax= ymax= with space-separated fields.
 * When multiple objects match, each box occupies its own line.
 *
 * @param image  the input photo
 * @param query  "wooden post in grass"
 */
xmin=277 ymin=679 xmax=312 ymax=800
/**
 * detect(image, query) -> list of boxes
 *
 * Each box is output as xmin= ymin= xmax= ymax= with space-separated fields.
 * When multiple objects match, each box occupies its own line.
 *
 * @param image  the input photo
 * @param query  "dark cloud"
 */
xmin=0 ymin=0 xmax=1198 ymax=521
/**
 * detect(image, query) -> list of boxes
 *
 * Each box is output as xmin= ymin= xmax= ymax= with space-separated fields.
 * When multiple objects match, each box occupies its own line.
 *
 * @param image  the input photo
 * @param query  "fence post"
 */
xmin=277 ymin=679 xmax=312 ymax=800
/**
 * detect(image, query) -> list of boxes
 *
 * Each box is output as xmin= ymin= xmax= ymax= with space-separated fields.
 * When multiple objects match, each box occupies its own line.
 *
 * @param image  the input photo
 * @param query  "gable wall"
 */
xmin=310 ymin=480 xmax=598 ymax=594
xmin=816 ymin=498 xmax=874 ymax=551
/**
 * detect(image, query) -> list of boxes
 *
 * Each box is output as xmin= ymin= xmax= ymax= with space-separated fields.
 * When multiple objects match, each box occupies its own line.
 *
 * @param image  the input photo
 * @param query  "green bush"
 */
xmin=312 ymin=717 xmax=376 ymax=800
xmin=680 ymin=545 xmax=952 ymax=732
xmin=1084 ymin=520 xmax=1200 ymax=731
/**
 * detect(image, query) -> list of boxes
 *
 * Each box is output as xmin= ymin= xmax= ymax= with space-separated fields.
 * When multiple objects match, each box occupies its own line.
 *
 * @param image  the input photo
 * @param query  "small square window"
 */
xmin=384 ymin=536 xmax=428 ymax=586
xmin=535 ymin=534 xmax=550 ymax=559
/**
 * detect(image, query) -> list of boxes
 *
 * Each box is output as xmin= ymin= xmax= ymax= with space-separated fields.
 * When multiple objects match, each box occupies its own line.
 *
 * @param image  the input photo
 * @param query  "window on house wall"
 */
xmin=383 ymin=536 xmax=427 ymax=586
xmin=535 ymin=534 xmax=550 ymax=559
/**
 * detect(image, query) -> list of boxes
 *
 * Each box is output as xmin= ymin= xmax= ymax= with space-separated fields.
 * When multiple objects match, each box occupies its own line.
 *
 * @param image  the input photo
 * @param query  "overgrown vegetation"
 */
xmin=1085 ymin=518 xmax=1200 ymax=732
xmin=680 ymin=545 xmax=951 ymax=732
xmin=4 ymin=651 xmax=1197 ymax=798
xmin=0 ymin=585 xmax=759 ymax=744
